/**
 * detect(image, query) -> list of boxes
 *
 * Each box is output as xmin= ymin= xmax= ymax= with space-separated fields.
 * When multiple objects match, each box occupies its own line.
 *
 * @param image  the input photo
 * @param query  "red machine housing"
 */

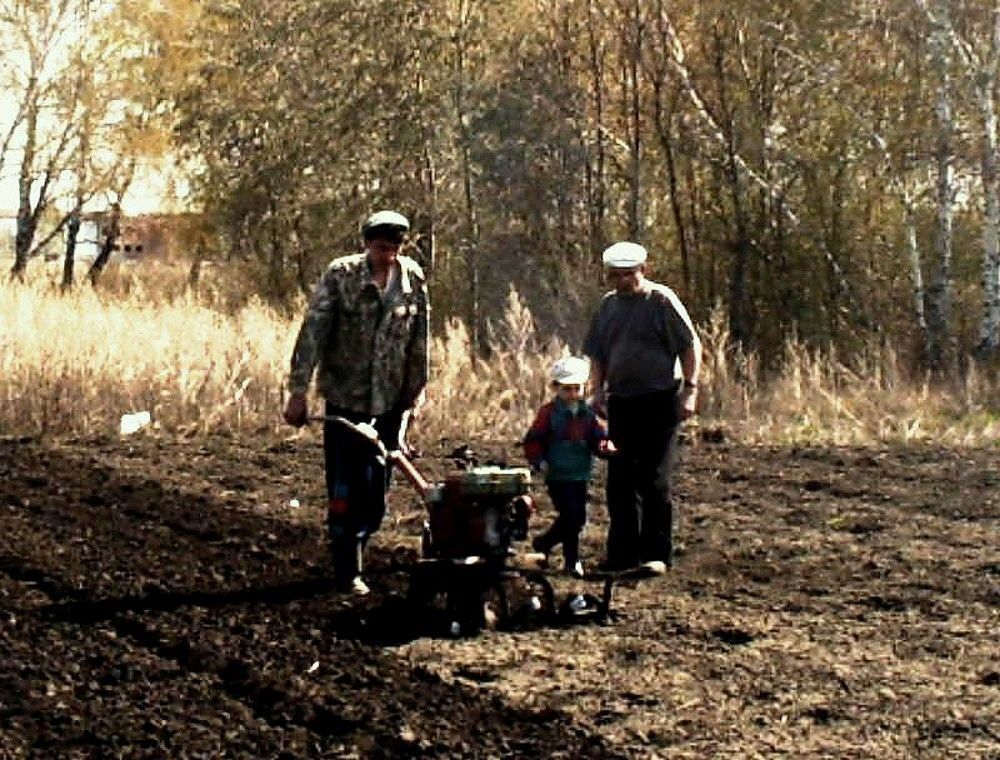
xmin=423 ymin=467 xmax=533 ymax=559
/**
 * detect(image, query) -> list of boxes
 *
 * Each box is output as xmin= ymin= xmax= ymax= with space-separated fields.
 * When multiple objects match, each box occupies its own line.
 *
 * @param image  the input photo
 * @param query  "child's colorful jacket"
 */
xmin=522 ymin=398 xmax=608 ymax=482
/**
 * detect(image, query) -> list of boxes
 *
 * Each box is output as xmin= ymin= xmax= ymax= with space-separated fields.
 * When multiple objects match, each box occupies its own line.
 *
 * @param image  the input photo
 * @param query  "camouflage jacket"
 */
xmin=288 ymin=253 xmax=429 ymax=416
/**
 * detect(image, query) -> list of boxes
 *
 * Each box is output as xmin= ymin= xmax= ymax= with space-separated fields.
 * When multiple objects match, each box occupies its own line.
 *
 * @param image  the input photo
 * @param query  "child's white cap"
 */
xmin=550 ymin=356 xmax=590 ymax=385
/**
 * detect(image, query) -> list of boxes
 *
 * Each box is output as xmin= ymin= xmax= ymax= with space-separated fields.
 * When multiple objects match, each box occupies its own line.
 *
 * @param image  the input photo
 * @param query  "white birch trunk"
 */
xmin=975 ymin=8 xmax=1000 ymax=357
xmin=978 ymin=84 xmax=1000 ymax=355
xmin=918 ymin=0 xmax=1000 ymax=358
xmin=925 ymin=0 xmax=956 ymax=368
xmin=904 ymin=187 xmax=928 ymax=335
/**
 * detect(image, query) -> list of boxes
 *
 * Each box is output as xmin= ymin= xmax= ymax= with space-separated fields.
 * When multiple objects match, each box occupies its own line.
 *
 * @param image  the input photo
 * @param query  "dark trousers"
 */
xmin=323 ymin=402 xmax=403 ymax=582
xmin=533 ymin=480 xmax=588 ymax=565
xmin=605 ymin=389 xmax=681 ymax=569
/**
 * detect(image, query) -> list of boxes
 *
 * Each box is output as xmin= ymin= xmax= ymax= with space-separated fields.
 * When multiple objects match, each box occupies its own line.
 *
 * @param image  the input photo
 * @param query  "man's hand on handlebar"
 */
xmin=283 ymin=393 xmax=308 ymax=427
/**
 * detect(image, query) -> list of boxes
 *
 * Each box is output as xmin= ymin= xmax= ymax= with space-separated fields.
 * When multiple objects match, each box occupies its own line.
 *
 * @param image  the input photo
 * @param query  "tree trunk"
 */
xmin=903 ymin=188 xmax=928 ymax=346
xmin=88 ymin=204 xmax=122 ymax=287
xmin=452 ymin=0 xmax=481 ymax=350
xmin=712 ymin=28 xmax=751 ymax=344
xmin=976 ymin=100 xmax=1000 ymax=357
xmin=586 ymin=0 xmax=607 ymax=258
xmin=728 ymin=237 xmax=751 ymax=344
xmin=62 ymin=213 xmax=81 ymax=291
xmin=653 ymin=84 xmax=691 ymax=292
xmin=66 ymin=93 xmax=90 ymax=292
xmin=291 ymin=212 xmax=309 ymax=294
xmin=421 ymin=147 xmax=438 ymax=275
xmin=12 ymin=212 xmax=35 ymax=281
xmin=413 ymin=56 xmax=438 ymax=276
xmin=925 ymin=0 xmax=955 ymax=370
xmin=420 ymin=85 xmax=438 ymax=276
xmin=624 ymin=0 xmax=643 ymax=240
xmin=975 ymin=10 xmax=1000 ymax=358
xmin=188 ymin=255 xmax=202 ymax=288
xmin=267 ymin=201 xmax=286 ymax=297
xmin=10 ymin=94 xmax=39 ymax=280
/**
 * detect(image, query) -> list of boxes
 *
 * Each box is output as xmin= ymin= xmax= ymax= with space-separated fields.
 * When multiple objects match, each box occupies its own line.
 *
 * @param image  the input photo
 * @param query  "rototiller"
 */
xmin=319 ymin=415 xmax=643 ymax=633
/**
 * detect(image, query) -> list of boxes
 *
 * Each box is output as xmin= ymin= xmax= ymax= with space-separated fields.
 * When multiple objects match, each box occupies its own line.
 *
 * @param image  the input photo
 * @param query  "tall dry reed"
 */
xmin=2 ymin=272 xmax=998 ymax=447
xmin=1 ymin=272 xmax=291 ymax=436
xmin=697 ymin=306 xmax=1000 ymax=446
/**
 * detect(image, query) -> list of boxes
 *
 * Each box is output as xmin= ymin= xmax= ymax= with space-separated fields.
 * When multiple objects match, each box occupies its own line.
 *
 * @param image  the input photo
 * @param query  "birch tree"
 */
xmin=969 ymin=7 xmax=1000 ymax=358
xmin=920 ymin=0 xmax=958 ymax=369
xmin=941 ymin=2 xmax=1000 ymax=358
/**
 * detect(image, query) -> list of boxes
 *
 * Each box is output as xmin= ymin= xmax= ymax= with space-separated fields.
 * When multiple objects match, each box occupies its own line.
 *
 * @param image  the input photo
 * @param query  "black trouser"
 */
xmin=605 ymin=389 xmax=681 ymax=569
xmin=323 ymin=402 xmax=403 ymax=583
xmin=533 ymin=480 xmax=588 ymax=566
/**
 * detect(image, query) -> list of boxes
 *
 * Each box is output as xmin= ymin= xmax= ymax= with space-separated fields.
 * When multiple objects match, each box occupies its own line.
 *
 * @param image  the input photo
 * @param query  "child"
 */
xmin=523 ymin=356 xmax=613 ymax=578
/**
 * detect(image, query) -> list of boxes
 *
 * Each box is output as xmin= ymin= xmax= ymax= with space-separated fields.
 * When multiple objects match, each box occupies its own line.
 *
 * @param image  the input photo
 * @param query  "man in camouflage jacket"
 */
xmin=284 ymin=210 xmax=429 ymax=594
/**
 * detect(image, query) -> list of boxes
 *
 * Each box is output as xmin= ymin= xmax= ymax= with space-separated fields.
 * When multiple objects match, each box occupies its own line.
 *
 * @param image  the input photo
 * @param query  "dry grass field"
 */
xmin=3 ymin=270 xmax=999 ymax=446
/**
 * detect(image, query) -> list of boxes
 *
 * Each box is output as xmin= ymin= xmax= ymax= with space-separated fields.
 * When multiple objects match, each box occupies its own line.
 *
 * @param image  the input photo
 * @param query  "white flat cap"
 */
xmin=362 ymin=210 xmax=410 ymax=233
xmin=602 ymin=241 xmax=647 ymax=268
xmin=550 ymin=356 xmax=590 ymax=385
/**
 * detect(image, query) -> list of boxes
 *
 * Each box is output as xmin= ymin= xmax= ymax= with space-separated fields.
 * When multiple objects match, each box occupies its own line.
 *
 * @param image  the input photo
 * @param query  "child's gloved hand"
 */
xmin=596 ymin=439 xmax=617 ymax=458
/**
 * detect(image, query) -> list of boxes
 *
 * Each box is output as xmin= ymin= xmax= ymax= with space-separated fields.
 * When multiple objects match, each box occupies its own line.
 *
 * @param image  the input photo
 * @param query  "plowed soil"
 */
xmin=0 ymin=430 xmax=997 ymax=758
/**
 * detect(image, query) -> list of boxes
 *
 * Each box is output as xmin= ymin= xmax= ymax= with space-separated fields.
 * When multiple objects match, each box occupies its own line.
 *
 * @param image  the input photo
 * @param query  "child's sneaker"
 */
xmin=338 ymin=575 xmax=370 ymax=596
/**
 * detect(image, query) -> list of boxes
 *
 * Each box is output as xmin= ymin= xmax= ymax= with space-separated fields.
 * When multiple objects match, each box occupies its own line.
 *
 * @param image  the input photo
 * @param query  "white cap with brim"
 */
xmin=362 ymin=210 xmax=410 ymax=234
xmin=602 ymin=241 xmax=647 ymax=268
xmin=550 ymin=356 xmax=590 ymax=385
